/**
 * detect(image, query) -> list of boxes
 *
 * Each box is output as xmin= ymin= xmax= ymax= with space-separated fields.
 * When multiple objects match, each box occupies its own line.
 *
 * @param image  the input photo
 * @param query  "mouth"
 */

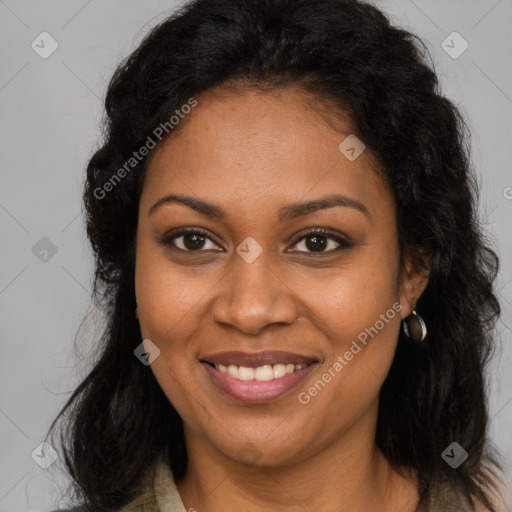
xmin=199 ymin=350 xmax=320 ymax=404
xmin=201 ymin=360 xmax=314 ymax=380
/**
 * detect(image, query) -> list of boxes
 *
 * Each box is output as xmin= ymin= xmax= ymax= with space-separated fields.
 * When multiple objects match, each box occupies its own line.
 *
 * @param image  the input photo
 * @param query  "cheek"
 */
xmin=134 ymin=241 xmax=211 ymax=425
xmin=302 ymin=250 xmax=400 ymax=336
xmin=298 ymin=245 xmax=402 ymax=386
xmin=135 ymin=238 xmax=217 ymax=346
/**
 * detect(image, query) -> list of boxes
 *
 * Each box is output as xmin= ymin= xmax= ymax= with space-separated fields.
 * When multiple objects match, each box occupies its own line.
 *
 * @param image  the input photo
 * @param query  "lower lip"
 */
xmin=201 ymin=362 xmax=318 ymax=404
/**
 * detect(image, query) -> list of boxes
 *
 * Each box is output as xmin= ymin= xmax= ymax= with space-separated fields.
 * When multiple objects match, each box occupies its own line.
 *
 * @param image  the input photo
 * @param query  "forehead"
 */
xmin=142 ymin=84 xmax=392 ymax=221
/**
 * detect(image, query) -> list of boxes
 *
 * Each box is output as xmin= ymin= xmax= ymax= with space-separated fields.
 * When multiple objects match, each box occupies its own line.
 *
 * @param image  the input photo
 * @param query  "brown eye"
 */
xmin=288 ymin=229 xmax=353 ymax=254
xmin=161 ymin=228 xmax=222 ymax=252
xmin=181 ymin=232 xmax=207 ymax=250
xmin=305 ymin=234 xmax=329 ymax=252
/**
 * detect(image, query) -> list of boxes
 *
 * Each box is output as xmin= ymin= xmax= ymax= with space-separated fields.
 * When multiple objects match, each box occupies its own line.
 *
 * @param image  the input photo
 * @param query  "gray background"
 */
xmin=0 ymin=1 xmax=511 ymax=510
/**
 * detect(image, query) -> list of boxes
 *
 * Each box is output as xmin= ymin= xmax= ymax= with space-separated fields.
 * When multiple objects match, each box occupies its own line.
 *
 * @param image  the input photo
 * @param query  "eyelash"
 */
xmin=160 ymin=227 xmax=353 ymax=254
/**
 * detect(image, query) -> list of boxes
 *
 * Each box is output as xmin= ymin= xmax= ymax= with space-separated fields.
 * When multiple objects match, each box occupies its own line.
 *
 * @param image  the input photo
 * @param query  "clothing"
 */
xmin=148 ymin=458 xmax=187 ymax=512
xmin=122 ymin=458 xmax=476 ymax=511
xmin=49 ymin=458 xmax=186 ymax=512
xmin=53 ymin=457 xmax=476 ymax=511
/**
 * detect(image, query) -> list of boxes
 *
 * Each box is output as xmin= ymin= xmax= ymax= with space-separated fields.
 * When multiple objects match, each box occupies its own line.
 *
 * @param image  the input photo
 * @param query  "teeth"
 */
xmin=215 ymin=362 xmax=308 ymax=381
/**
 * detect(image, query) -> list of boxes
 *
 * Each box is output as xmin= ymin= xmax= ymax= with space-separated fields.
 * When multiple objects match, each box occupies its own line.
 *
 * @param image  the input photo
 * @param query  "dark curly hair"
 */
xmin=46 ymin=0 xmax=503 ymax=510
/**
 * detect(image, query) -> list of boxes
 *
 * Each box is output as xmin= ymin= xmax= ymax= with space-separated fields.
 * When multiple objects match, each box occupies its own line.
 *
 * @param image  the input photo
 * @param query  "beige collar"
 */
xmin=152 ymin=459 xmax=187 ymax=512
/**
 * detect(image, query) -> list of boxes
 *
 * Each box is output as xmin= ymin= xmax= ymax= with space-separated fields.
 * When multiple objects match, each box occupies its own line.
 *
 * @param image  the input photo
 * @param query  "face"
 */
xmin=135 ymin=84 xmax=423 ymax=468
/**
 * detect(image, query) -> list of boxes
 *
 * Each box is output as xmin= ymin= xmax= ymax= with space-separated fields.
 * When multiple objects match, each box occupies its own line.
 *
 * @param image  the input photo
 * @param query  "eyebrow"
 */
xmin=148 ymin=193 xmax=371 ymax=221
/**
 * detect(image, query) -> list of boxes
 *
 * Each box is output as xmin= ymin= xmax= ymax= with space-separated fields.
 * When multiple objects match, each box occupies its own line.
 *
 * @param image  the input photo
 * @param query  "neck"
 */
xmin=174 ymin=404 xmax=419 ymax=512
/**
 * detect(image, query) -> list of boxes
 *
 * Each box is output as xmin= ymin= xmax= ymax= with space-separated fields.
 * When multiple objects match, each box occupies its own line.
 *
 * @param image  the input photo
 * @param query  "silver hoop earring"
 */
xmin=403 ymin=310 xmax=427 ymax=342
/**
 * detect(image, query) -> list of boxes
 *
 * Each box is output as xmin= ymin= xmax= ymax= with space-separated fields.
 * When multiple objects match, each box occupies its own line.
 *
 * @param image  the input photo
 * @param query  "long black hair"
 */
xmin=46 ymin=0 xmax=503 ymax=510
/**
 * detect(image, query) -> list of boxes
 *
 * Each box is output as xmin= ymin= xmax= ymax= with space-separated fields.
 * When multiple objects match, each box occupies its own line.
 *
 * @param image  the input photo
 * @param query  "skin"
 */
xmin=135 ymin=83 xmax=429 ymax=512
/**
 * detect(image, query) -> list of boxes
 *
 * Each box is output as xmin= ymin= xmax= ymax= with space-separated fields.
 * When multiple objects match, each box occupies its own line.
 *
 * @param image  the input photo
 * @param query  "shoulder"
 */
xmin=429 ymin=478 xmax=475 ymax=511
xmin=49 ymin=457 xmax=176 ymax=512
xmin=50 ymin=508 xmax=86 ymax=512
xmin=50 ymin=502 xmax=154 ymax=512
xmin=472 ymin=498 xmax=497 ymax=512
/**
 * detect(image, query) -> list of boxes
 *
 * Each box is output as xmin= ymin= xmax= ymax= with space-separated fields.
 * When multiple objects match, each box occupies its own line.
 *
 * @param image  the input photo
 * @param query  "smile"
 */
xmin=200 ymin=359 xmax=319 ymax=404
xmin=207 ymin=362 xmax=308 ymax=380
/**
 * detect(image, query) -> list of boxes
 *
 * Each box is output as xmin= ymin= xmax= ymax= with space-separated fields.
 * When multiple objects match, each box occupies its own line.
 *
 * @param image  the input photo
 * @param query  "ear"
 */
xmin=398 ymin=252 xmax=430 ymax=320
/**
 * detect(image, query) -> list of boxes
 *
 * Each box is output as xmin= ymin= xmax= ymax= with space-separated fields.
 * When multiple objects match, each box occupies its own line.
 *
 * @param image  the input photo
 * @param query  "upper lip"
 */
xmin=200 ymin=350 xmax=318 ymax=367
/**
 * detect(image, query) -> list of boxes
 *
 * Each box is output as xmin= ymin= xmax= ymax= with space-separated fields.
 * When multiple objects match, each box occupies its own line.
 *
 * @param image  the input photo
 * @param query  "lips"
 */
xmin=201 ymin=359 xmax=319 ymax=404
xmin=200 ymin=350 xmax=318 ymax=368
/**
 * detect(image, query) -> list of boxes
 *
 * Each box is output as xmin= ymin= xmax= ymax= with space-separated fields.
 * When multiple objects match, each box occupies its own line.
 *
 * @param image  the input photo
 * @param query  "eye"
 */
xmin=160 ymin=227 xmax=222 ymax=252
xmin=288 ymin=228 xmax=353 ymax=254
xmin=160 ymin=227 xmax=353 ymax=254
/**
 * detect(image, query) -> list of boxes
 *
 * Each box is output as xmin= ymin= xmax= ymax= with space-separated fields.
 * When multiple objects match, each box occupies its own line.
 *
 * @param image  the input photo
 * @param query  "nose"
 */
xmin=211 ymin=251 xmax=298 ymax=336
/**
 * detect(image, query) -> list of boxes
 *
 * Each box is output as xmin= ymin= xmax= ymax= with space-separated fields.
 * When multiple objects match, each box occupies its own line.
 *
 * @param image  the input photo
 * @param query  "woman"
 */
xmin=47 ymin=0 xmax=504 ymax=510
